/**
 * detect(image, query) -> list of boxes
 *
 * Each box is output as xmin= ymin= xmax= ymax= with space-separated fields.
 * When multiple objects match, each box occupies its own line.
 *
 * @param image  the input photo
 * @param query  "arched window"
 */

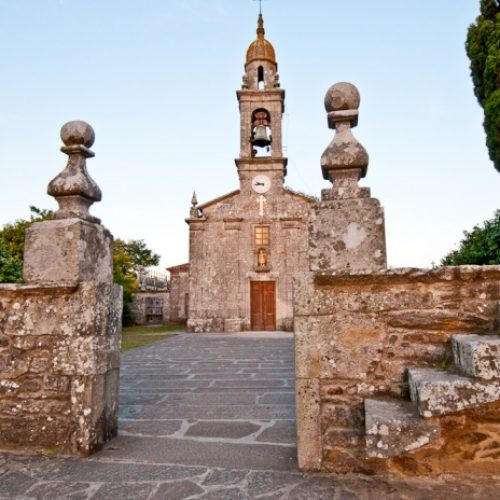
xmin=258 ymin=66 xmax=264 ymax=90
xmin=251 ymin=109 xmax=272 ymax=157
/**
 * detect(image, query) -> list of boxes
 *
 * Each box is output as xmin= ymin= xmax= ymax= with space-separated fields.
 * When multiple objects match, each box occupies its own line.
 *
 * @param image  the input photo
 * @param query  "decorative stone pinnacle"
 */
xmin=47 ymin=121 xmax=102 ymax=223
xmin=257 ymin=13 xmax=265 ymax=38
xmin=320 ymin=82 xmax=369 ymax=188
xmin=190 ymin=191 xmax=201 ymax=218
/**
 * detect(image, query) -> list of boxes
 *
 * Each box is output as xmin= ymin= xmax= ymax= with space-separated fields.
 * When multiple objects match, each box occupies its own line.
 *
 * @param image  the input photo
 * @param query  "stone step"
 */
xmin=452 ymin=334 xmax=500 ymax=380
xmin=95 ymin=435 xmax=297 ymax=471
xmin=408 ymin=367 xmax=500 ymax=417
xmin=364 ymin=398 xmax=440 ymax=458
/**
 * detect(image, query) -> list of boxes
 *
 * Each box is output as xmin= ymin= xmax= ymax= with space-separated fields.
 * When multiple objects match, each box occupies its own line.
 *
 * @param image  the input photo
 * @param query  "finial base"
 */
xmin=23 ymin=219 xmax=112 ymax=284
xmin=52 ymin=195 xmax=101 ymax=223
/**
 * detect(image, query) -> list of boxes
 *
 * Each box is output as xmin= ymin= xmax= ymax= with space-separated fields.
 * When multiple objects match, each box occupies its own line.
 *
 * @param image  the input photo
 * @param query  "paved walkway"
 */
xmin=1 ymin=332 xmax=500 ymax=499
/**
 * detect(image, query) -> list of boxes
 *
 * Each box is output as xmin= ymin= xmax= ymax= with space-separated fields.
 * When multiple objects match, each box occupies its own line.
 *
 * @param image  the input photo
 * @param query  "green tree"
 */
xmin=112 ymin=239 xmax=160 ymax=325
xmin=0 ymin=210 xmax=161 ymax=326
xmin=0 ymin=244 xmax=22 ymax=282
xmin=112 ymin=240 xmax=140 ymax=326
xmin=466 ymin=0 xmax=500 ymax=172
xmin=441 ymin=210 xmax=500 ymax=265
xmin=0 ymin=207 xmax=53 ymax=283
xmin=120 ymin=239 xmax=160 ymax=273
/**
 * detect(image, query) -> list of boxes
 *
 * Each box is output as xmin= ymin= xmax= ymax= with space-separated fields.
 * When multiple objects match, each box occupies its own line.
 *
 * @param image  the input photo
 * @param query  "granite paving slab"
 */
xmin=95 ymin=435 xmax=297 ymax=470
xmin=136 ymin=403 xmax=296 ymax=420
xmin=1 ymin=332 xmax=500 ymax=498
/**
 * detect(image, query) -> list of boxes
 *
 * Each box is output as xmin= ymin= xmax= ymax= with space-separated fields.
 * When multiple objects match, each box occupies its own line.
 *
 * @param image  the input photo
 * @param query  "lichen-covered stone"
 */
xmin=47 ymin=121 xmax=101 ymax=222
xmin=408 ymin=367 xmax=500 ymax=417
xmin=23 ymin=220 xmax=112 ymax=285
xmin=294 ymin=266 xmax=500 ymax=474
xmin=308 ymin=198 xmax=386 ymax=273
xmin=0 ymin=120 xmax=121 ymax=457
xmin=0 ymin=282 xmax=121 ymax=456
xmin=310 ymin=81 xmax=386 ymax=275
xmin=382 ymin=400 xmax=500 ymax=475
xmin=365 ymin=398 xmax=440 ymax=458
xmin=452 ymin=334 xmax=500 ymax=380
xmin=295 ymin=378 xmax=322 ymax=471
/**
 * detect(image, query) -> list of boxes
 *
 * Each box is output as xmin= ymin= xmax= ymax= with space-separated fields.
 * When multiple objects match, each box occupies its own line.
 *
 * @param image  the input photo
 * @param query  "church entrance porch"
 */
xmin=250 ymin=281 xmax=276 ymax=331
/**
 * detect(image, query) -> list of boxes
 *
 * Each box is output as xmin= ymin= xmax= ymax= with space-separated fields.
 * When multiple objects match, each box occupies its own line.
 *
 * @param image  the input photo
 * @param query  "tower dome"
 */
xmin=245 ymin=14 xmax=276 ymax=66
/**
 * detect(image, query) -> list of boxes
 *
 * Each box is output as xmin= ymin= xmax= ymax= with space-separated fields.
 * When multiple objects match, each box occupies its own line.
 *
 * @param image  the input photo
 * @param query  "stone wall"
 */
xmin=294 ymin=266 xmax=500 ymax=474
xmin=167 ymin=263 xmax=189 ymax=324
xmin=130 ymin=291 xmax=170 ymax=325
xmin=0 ymin=120 xmax=121 ymax=457
xmin=293 ymin=81 xmax=500 ymax=476
xmin=0 ymin=282 xmax=121 ymax=456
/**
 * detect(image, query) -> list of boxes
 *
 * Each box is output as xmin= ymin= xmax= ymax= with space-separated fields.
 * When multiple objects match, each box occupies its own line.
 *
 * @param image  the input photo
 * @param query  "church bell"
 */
xmin=252 ymin=125 xmax=271 ymax=148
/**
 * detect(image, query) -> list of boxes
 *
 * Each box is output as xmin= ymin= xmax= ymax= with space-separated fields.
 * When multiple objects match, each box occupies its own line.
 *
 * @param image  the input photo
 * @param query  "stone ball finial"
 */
xmin=321 ymin=82 xmax=368 ymax=191
xmin=47 ymin=120 xmax=101 ymax=223
xmin=324 ymin=82 xmax=360 ymax=129
xmin=324 ymin=82 xmax=360 ymax=113
xmin=60 ymin=121 xmax=95 ymax=148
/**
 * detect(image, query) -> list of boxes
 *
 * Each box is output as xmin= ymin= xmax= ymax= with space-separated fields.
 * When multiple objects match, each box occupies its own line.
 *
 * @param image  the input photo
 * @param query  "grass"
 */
xmin=121 ymin=324 xmax=184 ymax=351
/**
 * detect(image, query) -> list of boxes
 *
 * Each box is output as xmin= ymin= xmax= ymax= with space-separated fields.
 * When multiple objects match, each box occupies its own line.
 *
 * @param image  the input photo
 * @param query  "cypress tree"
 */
xmin=466 ymin=0 xmax=500 ymax=172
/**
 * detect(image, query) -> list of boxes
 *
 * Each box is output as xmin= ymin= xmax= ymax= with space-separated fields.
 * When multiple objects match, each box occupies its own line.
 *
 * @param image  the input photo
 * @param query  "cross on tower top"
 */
xmin=253 ymin=0 xmax=264 ymax=15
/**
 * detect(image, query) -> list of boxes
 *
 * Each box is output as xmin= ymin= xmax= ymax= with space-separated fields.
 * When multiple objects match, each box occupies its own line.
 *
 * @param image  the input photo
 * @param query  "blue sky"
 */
xmin=1 ymin=0 xmax=498 ymax=270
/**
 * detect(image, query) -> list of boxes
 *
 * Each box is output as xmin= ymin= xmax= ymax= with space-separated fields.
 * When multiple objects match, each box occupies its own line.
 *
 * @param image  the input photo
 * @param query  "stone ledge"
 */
xmin=364 ymin=398 xmax=440 ymax=458
xmin=408 ymin=367 xmax=500 ymax=417
xmin=452 ymin=334 xmax=500 ymax=380
xmin=314 ymin=266 xmax=500 ymax=288
xmin=0 ymin=282 xmax=79 ymax=294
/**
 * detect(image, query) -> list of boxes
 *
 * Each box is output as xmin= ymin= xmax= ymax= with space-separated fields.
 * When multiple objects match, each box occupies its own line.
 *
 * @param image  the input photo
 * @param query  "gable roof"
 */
xmin=197 ymin=189 xmax=240 ymax=210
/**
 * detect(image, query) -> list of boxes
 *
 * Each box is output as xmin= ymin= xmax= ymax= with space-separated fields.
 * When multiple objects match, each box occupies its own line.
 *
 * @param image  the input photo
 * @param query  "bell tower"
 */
xmin=235 ymin=14 xmax=287 ymax=193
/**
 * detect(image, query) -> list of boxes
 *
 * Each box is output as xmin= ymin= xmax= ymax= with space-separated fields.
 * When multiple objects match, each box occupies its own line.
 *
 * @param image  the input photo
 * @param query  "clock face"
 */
xmin=252 ymin=174 xmax=271 ymax=194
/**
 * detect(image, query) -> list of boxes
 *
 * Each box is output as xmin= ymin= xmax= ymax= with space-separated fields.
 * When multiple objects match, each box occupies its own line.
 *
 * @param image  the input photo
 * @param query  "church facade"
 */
xmin=185 ymin=15 xmax=313 ymax=332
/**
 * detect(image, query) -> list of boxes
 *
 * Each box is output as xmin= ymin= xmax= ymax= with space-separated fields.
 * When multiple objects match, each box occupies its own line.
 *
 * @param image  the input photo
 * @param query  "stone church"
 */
xmin=185 ymin=15 xmax=314 ymax=333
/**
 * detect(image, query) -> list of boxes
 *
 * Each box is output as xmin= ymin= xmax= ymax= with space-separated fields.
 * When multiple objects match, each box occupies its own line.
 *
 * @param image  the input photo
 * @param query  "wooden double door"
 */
xmin=250 ymin=281 xmax=276 ymax=331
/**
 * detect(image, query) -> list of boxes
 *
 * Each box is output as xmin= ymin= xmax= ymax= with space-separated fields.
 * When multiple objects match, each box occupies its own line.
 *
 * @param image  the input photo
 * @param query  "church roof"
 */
xmin=245 ymin=14 xmax=276 ymax=65
xmin=167 ymin=263 xmax=189 ymax=274
xmin=197 ymin=189 xmax=240 ymax=210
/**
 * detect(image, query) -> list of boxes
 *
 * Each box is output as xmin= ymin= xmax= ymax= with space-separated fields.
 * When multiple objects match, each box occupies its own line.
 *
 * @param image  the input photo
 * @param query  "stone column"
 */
xmin=0 ymin=121 xmax=121 ymax=457
xmin=309 ymin=82 xmax=387 ymax=273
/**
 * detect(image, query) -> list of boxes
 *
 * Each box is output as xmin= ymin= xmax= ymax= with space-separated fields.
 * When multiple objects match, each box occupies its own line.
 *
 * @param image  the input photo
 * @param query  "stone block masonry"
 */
xmin=130 ymin=290 xmax=170 ymax=325
xmin=0 ymin=121 xmax=121 ymax=456
xmin=293 ymin=81 xmax=500 ymax=476
xmin=294 ymin=266 xmax=500 ymax=474
xmin=309 ymin=82 xmax=387 ymax=275
xmin=186 ymin=18 xmax=313 ymax=333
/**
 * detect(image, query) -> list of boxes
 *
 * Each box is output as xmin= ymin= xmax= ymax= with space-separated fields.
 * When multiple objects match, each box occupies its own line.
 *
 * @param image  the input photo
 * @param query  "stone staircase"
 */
xmin=365 ymin=334 xmax=500 ymax=458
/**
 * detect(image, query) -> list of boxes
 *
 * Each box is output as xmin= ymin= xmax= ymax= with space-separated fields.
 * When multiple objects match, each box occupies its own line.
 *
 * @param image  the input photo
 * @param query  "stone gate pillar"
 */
xmin=309 ymin=82 xmax=386 ymax=273
xmin=295 ymin=83 xmax=387 ymax=471
xmin=0 ymin=121 xmax=121 ymax=456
